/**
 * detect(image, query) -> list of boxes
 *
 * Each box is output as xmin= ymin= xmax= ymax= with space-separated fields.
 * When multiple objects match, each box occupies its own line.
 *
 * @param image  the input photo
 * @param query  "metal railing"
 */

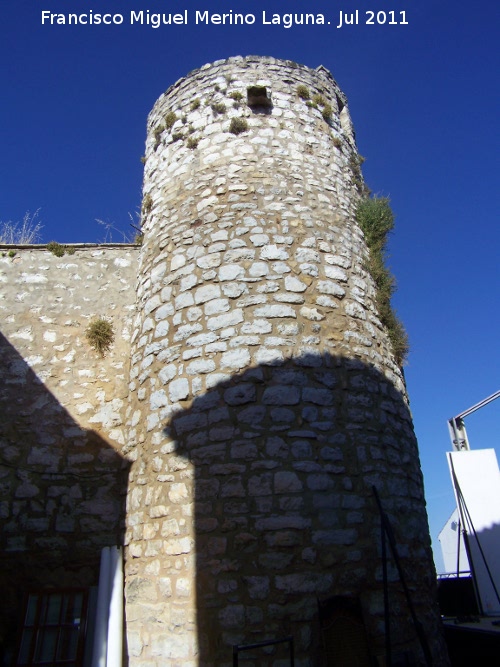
xmin=232 ymin=636 xmax=294 ymax=666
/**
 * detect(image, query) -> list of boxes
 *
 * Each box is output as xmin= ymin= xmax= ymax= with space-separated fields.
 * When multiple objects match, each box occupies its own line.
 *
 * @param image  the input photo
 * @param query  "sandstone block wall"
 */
xmin=0 ymin=56 xmax=447 ymax=667
xmin=123 ymin=57 xmax=447 ymax=666
xmin=0 ymin=245 xmax=138 ymax=657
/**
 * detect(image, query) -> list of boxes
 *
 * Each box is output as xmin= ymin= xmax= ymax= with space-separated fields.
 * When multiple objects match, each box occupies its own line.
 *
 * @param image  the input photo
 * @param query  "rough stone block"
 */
xmin=219 ymin=264 xmax=245 ymax=281
xmin=220 ymin=348 xmax=250 ymax=370
xmin=194 ymin=286 xmax=222 ymax=308
xmin=317 ymin=280 xmax=345 ymax=298
xmin=186 ymin=359 xmax=216 ymax=375
xmin=254 ymin=304 xmax=296 ymax=319
xmin=274 ymin=471 xmax=303 ymax=493
xmin=244 ymin=576 xmax=270 ymax=600
xmin=285 ymin=275 xmax=308 ymax=292
xmin=262 ymin=385 xmax=300 ymax=405
xmin=207 ymin=309 xmax=244 ymax=331
xmin=218 ymin=605 xmax=245 ymax=629
xmin=248 ymin=474 xmax=273 ymax=496
xmin=224 ymin=383 xmax=256 ymax=405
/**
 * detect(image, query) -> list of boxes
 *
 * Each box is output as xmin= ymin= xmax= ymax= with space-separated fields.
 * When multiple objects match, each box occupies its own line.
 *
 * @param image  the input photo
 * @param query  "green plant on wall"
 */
xmin=85 ymin=318 xmax=114 ymax=357
xmin=164 ymin=111 xmax=177 ymax=129
xmin=350 ymin=153 xmax=369 ymax=195
xmin=229 ymin=91 xmax=243 ymax=108
xmin=186 ymin=136 xmax=199 ymax=149
xmin=142 ymin=194 xmax=153 ymax=216
xmin=356 ymin=196 xmax=409 ymax=366
xmin=46 ymin=241 xmax=65 ymax=257
xmin=153 ymin=124 xmax=165 ymax=150
xmin=296 ymin=85 xmax=310 ymax=100
xmin=211 ymin=102 xmax=226 ymax=115
xmin=229 ymin=117 xmax=248 ymax=135
xmin=321 ymin=103 xmax=333 ymax=122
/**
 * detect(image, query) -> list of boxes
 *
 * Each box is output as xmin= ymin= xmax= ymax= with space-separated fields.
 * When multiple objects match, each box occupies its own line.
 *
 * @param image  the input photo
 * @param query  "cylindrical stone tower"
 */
xmin=124 ymin=56 xmax=446 ymax=666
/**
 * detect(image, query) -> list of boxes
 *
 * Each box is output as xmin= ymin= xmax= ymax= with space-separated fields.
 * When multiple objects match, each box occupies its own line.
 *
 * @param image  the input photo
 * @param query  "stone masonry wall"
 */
xmin=124 ymin=57 xmax=447 ymax=666
xmin=0 ymin=245 xmax=138 ymax=658
xmin=0 ymin=56 xmax=447 ymax=667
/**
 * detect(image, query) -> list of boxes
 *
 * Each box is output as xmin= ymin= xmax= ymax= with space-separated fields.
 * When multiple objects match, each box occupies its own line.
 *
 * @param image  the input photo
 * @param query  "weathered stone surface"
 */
xmin=262 ymin=385 xmax=301 ymax=405
xmin=168 ymin=378 xmax=189 ymax=402
xmin=219 ymin=264 xmax=245 ymax=281
xmin=224 ymin=384 xmax=256 ymax=405
xmin=207 ymin=309 xmax=244 ymax=331
xmin=274 ymin=471 xmax=303 ymax=493
xmin=220 ymin=348 xmax=251 ymax=370
xmin=194 ymin=284 xmax=221 ymax=304
xmin=0 ymin=57 xmax=445 ymax=667
xmin=254 ymin=304 xmax=296 ymax=319
xmin=285 ymin=275 xmax=308 ymax=292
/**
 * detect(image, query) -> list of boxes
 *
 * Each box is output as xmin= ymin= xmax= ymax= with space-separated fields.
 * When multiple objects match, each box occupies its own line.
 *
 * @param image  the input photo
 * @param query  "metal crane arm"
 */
xmin=448 ymin=390 xmax=500 ymax=451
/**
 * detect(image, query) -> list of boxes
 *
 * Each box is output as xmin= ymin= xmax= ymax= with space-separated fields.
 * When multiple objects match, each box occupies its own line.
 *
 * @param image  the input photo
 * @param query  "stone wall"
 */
xmin=0 ymin=245 xmax=138 ymax=661
xmin=0 ymin=56 xmax=447 ymax=667
xmin=123 ymin=56 xmax=447 ymax=666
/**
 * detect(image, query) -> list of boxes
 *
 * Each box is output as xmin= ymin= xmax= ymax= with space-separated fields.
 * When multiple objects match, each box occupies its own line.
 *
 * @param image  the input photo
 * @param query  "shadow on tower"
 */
xmin=0 ymin=332 xmax=130 ymax=666
xmin=165 ymin=352 xmax=444 ymax=666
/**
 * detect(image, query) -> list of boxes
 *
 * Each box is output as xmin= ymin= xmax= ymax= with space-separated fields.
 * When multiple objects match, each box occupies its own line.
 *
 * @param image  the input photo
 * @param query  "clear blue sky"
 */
xmin=2 ymin=0 xmax=499 ymax=570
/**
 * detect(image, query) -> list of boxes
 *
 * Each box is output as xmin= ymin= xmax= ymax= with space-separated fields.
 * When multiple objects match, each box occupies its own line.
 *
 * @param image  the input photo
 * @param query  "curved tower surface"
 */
xmin=124 ymin=56 xmax=446 ymax=666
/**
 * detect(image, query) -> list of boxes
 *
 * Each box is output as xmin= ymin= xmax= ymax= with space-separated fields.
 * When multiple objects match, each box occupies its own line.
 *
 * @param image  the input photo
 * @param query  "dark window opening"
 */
xmin=247 ymin=86 xmax=272 ymax=109
xmin=16 ymin=590 xmax=88 ymax=667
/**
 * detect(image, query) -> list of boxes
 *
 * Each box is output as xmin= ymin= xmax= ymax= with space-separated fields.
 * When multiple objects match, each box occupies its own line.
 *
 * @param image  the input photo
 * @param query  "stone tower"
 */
xmin=124 ymin=57 xmax=446 ymax=666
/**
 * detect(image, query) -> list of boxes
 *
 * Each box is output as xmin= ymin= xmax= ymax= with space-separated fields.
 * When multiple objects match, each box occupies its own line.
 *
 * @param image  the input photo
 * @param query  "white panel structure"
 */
xmin=447 ymin=449 xmax=500 ymax=614
xmin=92 ymin=546 xmax=123 ymax=667
xmin=438 ymin=508 xmax=470 ymax=575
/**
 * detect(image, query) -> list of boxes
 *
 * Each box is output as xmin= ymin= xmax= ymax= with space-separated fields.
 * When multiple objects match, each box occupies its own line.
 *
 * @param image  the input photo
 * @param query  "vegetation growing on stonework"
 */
xmin=296 ymin=85 xmax=310 ymax=100
xmin=85 ymin=318 xmax=114 ymax=357
xmin=322 ymin=103 xmax=333 ymax=122
xmin=305 ymin=93 xmax=333 ymax=125
xmin=211 ymin=102 xmax=227 ymax=115
xmin=142 ymin=194 xmax=153 ymax=215
xmin=312 ymin=94 xmax=326 ymax=107
xmin=356 ymin=196 xmax=409 ymax=366
xmin=229 ymin=91 xmax=243 ymax=108
xmin=46 ymin=242 xmax=75 ymax=256
xmin=350 ymin=153 xmax=368 ymax=194
xmin=186 ymin=136 xmax=199 ymax=149
xmin=164 ymin=111 xmax=177 ymax=129
xmin=153 ymin=124 xmax=165 ymax=150
xmin=0 ymin=210 xmax=43 ymax=244
xmin=229 ymin=117 xmax=248 ymax=135
xmin=46 ymin=241 xmax=66 ymax=257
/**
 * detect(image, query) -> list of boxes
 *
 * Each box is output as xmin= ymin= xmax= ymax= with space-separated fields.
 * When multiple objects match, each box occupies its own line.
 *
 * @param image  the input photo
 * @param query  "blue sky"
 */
xmin=2 ymin=0 xmax=499 ymax=570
